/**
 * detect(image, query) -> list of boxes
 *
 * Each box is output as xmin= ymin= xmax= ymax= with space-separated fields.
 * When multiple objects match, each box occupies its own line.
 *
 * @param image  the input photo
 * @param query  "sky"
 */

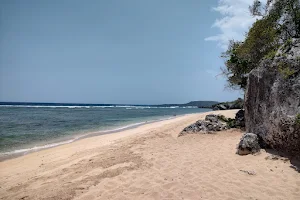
xmin=0 ymin=0 xmax=259 ymax=104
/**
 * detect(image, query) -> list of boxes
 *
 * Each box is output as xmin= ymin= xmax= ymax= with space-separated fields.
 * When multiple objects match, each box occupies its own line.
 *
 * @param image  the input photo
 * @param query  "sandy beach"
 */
xmin=0 ymin=110 xmax=299 ymax=200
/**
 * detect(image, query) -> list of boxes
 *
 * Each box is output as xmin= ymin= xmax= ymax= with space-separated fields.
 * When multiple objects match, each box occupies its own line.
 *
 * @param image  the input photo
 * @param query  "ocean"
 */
xmin=0 ymin=103 xmax=211 ymax=159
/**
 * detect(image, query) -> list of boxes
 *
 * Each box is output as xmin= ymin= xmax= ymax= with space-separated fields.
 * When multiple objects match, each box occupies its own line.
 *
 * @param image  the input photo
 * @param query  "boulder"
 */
xmin=237 ymin=133 xmax=261 ymax=155
xmin=181 ymin=121 xmax=205 ymax=133
xmin=212 ymin=98 xmax=244 ymax=110
xmin=245 ymin=38 xmax=300 ymax=155
xmin=205 ymin=114 xmax=218 ymax=122
xmin=229 ymin=98 xmax=244 ymax=109
xmin=235 ymin=109 xmax=245 ymax=128
xmin=213 ymin=104 xmax=228 ymax=110
xmin=179 ymin=115 xmax=227 ymax=136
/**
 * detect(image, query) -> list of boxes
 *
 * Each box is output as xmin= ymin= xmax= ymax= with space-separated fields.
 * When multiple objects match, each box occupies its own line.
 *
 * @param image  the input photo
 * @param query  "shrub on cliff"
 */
xmin=222 ymin=0 xmax=300 ymax=90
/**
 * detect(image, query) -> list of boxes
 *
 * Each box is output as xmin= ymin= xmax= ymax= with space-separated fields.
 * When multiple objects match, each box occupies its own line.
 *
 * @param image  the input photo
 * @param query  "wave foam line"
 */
xmin=0 ymin=105 xmax=198 ymax=109
xmin=0 ymin=116 xmax=176 ymax=157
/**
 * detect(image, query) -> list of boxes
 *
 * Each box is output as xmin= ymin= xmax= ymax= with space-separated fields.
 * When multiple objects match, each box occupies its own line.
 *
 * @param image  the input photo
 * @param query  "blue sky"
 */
xmin=0 ymin=0 xmax=259 ymax=104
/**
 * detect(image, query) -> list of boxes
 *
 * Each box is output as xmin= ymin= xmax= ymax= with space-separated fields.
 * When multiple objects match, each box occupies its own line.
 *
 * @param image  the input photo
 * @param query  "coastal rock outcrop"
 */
xmin=236 ymin=133 xmax=261 ymax=155
xmin=179 ymin=114 xmax=227 ymax=136
xmin=212 ymin=98 xmax=244 ymax=110
xmin=213 ymin=104 xmax=228 ymax=110
xmin=235 ymin=109 xmax=245 ymax=128
xmin=245 ymin=38 xmax=300 ymax=155
xmin=205 ymin=114 xmax=219 ymax=122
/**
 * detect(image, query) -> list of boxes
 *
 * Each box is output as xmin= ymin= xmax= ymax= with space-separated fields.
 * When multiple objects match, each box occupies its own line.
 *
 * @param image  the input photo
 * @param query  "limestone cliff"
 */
xmin=245 ymin=38 xmax=300 ymax=155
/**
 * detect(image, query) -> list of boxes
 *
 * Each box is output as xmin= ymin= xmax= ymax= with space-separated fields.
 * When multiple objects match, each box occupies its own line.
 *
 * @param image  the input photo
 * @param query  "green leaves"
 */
xmin=278 ymin=63 xmax=296 ymax=79
xmin=295 ymin=114 xmax=300 ymax=125
xmin=222 ymin=0 xmax=300 ymax=90
xmin=249 ymin=0 xmax=263 ymax=16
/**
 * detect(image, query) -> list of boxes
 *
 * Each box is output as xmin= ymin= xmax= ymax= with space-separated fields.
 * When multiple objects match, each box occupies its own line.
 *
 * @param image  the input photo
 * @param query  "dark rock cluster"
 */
xmin=179 ymin=114 xmax=227 ymax=136
xmin=212 ymin=98 xmax=244 ymax=110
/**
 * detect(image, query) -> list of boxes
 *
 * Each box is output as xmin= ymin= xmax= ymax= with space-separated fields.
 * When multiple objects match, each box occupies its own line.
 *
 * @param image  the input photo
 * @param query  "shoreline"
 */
xmin=1 ymin=109 xmax=299 ymax=200
xmin=0 ymin=110 xmax=228 ymax=164
xmin=0 ymin=114 xmax=182 ymax=162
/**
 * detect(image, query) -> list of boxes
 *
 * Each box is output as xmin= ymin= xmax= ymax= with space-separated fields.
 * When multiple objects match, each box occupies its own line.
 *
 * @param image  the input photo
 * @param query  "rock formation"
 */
xmin=236 ymin=133 xmax=261 ymax=155
xmin=244 ymin=38 xmax=300 ymax=155
xmin=235 ymin=109 xmax=245 ymax=128
xmin=179 ymin=114 xmax=227 ymax=136
xmin=212 ymin=98 xmax=244 ymax=110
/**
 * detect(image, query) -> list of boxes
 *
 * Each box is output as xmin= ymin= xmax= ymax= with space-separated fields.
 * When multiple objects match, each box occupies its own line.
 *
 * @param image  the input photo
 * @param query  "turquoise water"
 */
xmin=0 ymin=105 xmax=210 ymax=156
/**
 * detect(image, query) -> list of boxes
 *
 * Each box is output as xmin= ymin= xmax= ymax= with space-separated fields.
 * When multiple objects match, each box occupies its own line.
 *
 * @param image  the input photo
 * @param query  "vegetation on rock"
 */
xmin=218 ymin=110 xmax=245 ymax=129
xmin=158 ymin=101 xmax=219 ymax=108
xmin=278 ymin=63 xmax=296 ymax=79
xmin=217 ymin=115 xmax=236 ymax=128
xmin=222 ymin=0 xmax=300 ymax=90
xmin=296 ymin=114 xmax=300 ymax=125
xmin=212 ymin=98 xmax=244 ymax=110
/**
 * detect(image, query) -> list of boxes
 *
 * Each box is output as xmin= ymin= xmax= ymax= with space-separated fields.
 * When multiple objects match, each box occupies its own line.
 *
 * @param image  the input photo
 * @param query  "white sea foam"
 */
xmin=0 ymin=105 xmax=198 ymax=109
xmin=0 ymin=105 xmax=92 ymax=108
xmin=0 ymin=139 xmax=76 ymax=155
xmin=0 ymin=116 xmax=176 ymax=158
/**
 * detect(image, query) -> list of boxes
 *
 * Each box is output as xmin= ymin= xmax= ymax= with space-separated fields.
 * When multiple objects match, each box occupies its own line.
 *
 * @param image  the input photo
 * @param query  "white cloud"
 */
xmin=205 ymin=0 xmax=265 ymax=49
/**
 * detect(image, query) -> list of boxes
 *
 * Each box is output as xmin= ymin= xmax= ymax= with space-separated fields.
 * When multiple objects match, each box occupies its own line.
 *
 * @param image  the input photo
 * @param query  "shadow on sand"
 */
xmin=265 ymin=148 xmax=300 ymax=173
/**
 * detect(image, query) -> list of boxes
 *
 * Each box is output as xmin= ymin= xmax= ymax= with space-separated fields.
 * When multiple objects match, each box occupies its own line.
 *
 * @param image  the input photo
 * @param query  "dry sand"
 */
xmin=0 ymin=110 xmax=299 ymax=200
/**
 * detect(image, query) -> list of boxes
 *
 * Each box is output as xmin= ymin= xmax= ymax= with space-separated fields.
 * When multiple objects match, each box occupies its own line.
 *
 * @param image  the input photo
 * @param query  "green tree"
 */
xmin=222 ymin=0 xmax=300 ymax=90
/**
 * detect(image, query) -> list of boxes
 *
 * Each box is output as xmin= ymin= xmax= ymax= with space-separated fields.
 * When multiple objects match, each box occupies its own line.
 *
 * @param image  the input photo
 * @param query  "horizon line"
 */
xmin=0 ymin=100 xmax=220 ymax=106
